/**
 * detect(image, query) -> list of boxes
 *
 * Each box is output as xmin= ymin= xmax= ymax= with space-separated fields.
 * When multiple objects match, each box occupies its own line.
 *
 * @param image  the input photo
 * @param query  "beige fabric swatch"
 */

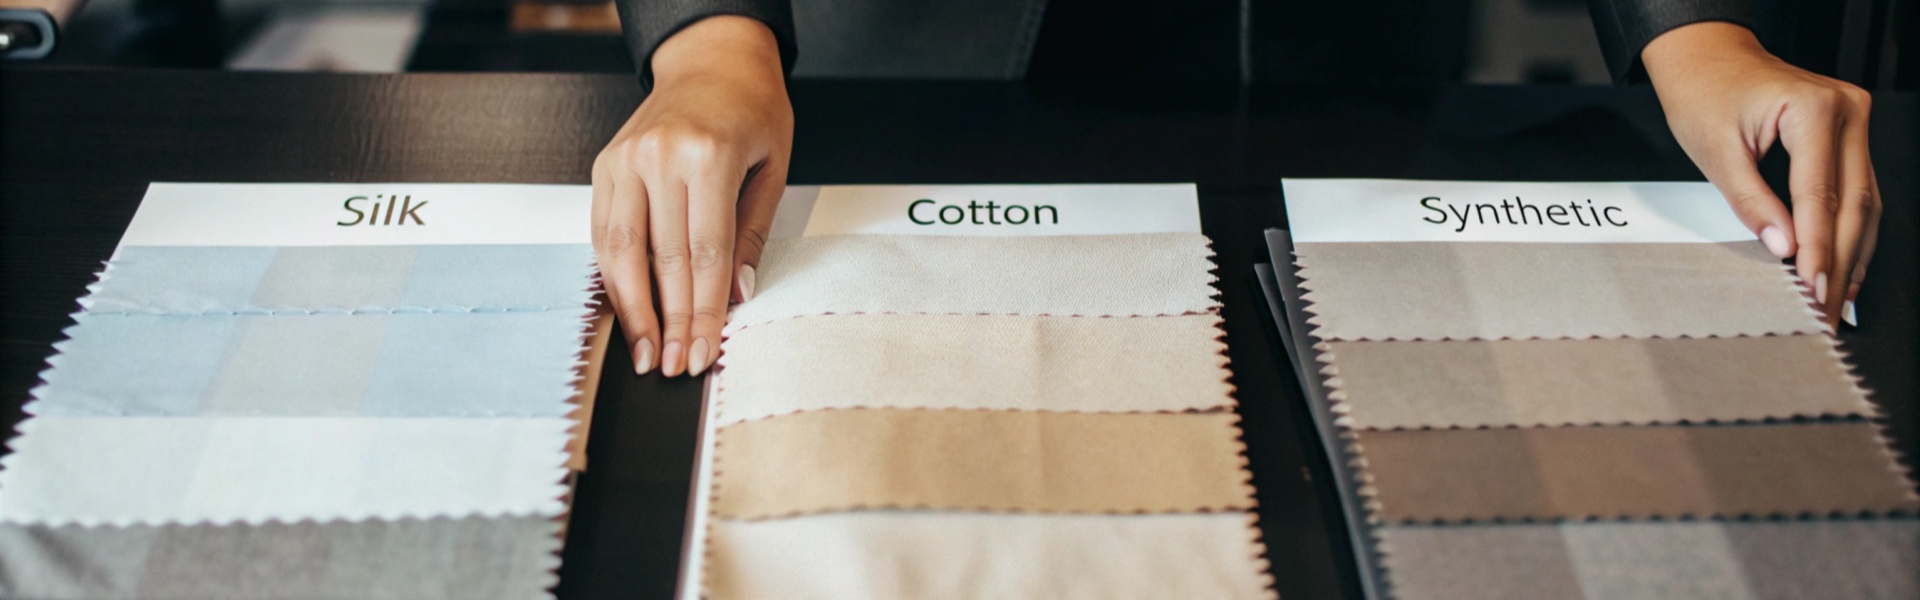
xmin=707 ymin=511 xmax=1274 ymax=600
xmin=1324 ymin=335 xmax=1871 ymax=429
xmin=715 ymin=314 xmax=1233 ymax=425
xmin=1294 ymin=241 xmax=1824 ymax=340
xmin=1357 ymin=423 xmax=1919 ymax=522
xmin=725 ymin=233 xmax=1220 ymax=332
xmin=711 ymin=409 xmax=1255 ymax=519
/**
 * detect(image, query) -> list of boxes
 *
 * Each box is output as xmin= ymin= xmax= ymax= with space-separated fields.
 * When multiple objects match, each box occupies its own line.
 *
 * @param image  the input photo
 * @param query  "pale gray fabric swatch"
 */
xmin=725 ymin=233 xmax=1221 ymax=332
xmin=0 ymin=516 xmax=561 ymax=600
xmin=1378 ymin=519 xmax=1920 ymax=600
xmin=1294 ymin=241 xmax=1823 ymax=340
xmin=34 ymin=311 xmax=588 ymax=417
xmin=86 ymin=244 xmax=596 ymax=313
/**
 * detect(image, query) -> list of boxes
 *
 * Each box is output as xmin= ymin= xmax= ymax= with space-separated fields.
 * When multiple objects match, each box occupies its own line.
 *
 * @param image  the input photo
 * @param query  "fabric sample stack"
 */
xmin=1294 ymin=235 xmax=1920 ymax=598
xmin=0 ymin=185 xmax=599 ymax=600
xmin=697 ymin=232 xmax=1275 ymax=599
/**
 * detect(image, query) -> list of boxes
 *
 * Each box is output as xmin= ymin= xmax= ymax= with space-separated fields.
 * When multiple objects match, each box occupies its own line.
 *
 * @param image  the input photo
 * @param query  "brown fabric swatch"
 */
xmin=1358 ymin=423 xmax=1918 ymax=522
xmin=1325 ymin=335 xmax=1870 ymax=429
xmin=711 ymin=409 xmax=1255 ymax=519
xmin=1294 ymin=241 xmax=1823 ymax=340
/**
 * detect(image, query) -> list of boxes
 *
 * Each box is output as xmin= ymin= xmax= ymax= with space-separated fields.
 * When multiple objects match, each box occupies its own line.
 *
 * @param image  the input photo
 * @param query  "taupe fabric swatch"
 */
xmin=715 ymin=314 xmax=1233 ymax=425
xmin=711 ymin=409 xmax=1255 ymax=519
xmin=725 ymin=234 xmax=1220 ymax=332
xmin=1379 ymin=519 xmax=1920 ymax=600
xmin=0 ymin=516 xmax=561 ymax=600
xmin=1324 ymin=335 xmax=1870 ymax=429
xmin=1294 ymin=241 xmax=1823 ymax=340
xmin=1357 ymin=423 xmax=1918 ymax=522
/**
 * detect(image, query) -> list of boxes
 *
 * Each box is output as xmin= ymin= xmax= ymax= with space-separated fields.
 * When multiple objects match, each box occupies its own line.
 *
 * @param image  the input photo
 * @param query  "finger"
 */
xmin=686 ymin=164 xmax=745 ymax=376
xmin=733 ymin=158 xmax=788 ymax=303
xmin=1694 ymin=139 xmax=1797 ymax=260
xmin=648 ymin=175 xmax=696 ymax=377
xmin=1780 ymin=103 xmax=1844 ymax=326
xmin=598 ymin=159 xmax=661 ymax=375
xmin=1848 ymin=171 xmax=1881 ymax=302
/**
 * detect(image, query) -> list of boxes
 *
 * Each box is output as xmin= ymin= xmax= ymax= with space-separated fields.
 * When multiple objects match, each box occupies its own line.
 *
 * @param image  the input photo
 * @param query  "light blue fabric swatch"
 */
xmin=34 ymin=311 xmax=588 ymax=417
xmin=87 ymin=244 xmax=596 ymax=313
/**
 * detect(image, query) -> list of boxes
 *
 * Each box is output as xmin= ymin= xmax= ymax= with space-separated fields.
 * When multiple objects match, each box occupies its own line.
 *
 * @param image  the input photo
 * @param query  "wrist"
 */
xmin=1642 ymin=22 xmax=1770 ymax=84
xmin=653 ymin=15 xmax=785 ymax=89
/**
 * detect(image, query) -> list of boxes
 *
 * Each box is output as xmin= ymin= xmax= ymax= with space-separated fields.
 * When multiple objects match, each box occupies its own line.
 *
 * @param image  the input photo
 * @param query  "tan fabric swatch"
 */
xmin=715 ymin=314 xmax=1233 ymax=425
xmin=1324 ymin=335 xmax=1871 ymax=429
xmin=725 ymin=233 xmax=1220 ymax=332
xmin=1357 ymin=423 xmax=1919 ymax=522
xmin=1294 ymin=241 xmax=1823 ymax=340
xmin=711 ymin=409 xmax=1255 ymax=519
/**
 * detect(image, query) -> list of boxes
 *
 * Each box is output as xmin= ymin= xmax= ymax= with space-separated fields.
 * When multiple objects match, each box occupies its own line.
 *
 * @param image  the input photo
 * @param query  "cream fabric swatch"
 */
xmin=707 ymin=511 xmax=1274 ymax=600
xmin=1324 ymin=335 xmax=1870 ymax=429
xmin=0 ymin=416 xmax=572 ymax=525
xmin=714 ymin=314 xmax=1232 ymax=425
xmin=710 ymin=409 xmax=1254 ymax=519
xmin=724 ymin=233 xmax=1220 ymax=332
xmin=1294 ymin=241 xmax=1823 ymax=340
xmin=1356 ymin=423 xmax=1919 ymax=522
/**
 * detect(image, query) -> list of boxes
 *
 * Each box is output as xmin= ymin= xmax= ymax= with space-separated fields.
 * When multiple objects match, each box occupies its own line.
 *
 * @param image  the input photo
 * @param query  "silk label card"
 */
xmin=1322 ymin=335 xmax=1870 ymax=429
xmin=707 ymin=512 xmax=1272 ymax=600
xmin=1355 ymin=423 xmax=1918 ymax=522
xmin=714 ymin=314 xmax=1232 ymax=425
xmin=725 ymin=233 xmax=1220 ymax=331
xmin=1281 ymin=179 xmax=1751 ymax=244
xmin=33 ymin=311 xmax=588 ymax=418
xmin=1294 ymin=241 xmax=1820 ymax=340
xmin=0 ymin=417 xmax=573 ymax=525
xmin=1377 ymin=519 xmax=1920 ymax=600
xmin=710 ymin=409 xmax=1254 ymax=519
xmin=122 ymin=183 xmax=589 ymax=247
xmin=0 ymin=516 xmax=562 ymax=600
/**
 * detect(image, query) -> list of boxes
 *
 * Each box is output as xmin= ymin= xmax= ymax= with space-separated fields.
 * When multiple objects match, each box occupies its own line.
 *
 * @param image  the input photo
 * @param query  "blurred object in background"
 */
xmin=0 ymin=0 xmax=84 ymax=60
xmin=227 ymin=3 xmax=423 ymax=71
xmin=508 ymin=0 xmax=615 ymax=34
xmin=408 ymin=0 xmax=630 ymax=72
xmin=1469 ymin=0 xmax=1608 ymax=84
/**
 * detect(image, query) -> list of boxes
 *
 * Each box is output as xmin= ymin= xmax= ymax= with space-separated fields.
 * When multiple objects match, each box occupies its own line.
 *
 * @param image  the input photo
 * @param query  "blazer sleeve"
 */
xmin=1588 ymin=0 xmax=1756 ymax=84
xmin=614 ymin=0 xmax=798 ymax=91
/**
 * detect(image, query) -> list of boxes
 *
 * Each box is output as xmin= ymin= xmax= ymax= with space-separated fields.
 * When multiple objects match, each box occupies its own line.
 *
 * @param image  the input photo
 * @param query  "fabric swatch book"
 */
xmin=1262 ymin=179 xmax=1919 ymax=600
xmin=0 ymin=183 xmax=614 ymax=600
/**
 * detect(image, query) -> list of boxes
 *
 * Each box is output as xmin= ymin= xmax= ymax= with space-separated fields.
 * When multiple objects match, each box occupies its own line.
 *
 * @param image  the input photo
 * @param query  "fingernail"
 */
xmin=689 ymin=337 xmax=712 ymax=376
xmin=739 ymin=265 xmax=757 ymax=302
xmin=1759 ymin=226 xmax=1791 ymax=258
xmin=1814 ymin=272 xmax=1828 ymax=303
xmin=634 ymin=341 xmax=654 ymax=375
xmin=662 ymin=341 xmax=684 ymax=376
xmin=1842 ymin=300 xmax=1858 ymax=327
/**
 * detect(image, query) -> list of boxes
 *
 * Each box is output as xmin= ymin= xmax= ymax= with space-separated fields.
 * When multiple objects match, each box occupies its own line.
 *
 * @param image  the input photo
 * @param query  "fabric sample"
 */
xmin=85 ymin=244 xmax=596 ymax=313
xmin=1378 ymin=519 xmax=1920 ymax=600
xmin=711 ymin=409 xmax=1254 ymax=519
xmin=1293 ymin=241 xmax=1823 ymax=340
xmin=1323 ymin=335 xmax=1870 ymax=429
xmin=724 ymin=233 xmax=1220 ymax=332
xmin=707 ymin=511 xmax=1274 ymax=600
xmin=0 ymin=416 xmax=573 ymax=525
xmin=714 ymin=314 xmax=1233 ymax=425
xmin=0 ymin=516 xmax=561 ymax=600
xmin=1356 ymin=423 xmax=1919 ymax=522
xmin=33 ymin=311 xmax=589 ymax=418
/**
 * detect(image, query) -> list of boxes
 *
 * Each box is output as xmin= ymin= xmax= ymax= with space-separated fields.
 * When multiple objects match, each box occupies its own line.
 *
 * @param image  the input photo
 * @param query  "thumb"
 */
xmin=732 ymin=159 xmax=788 ymax=303
xmin=1699 ymin=143 xmax=1795 ymax=258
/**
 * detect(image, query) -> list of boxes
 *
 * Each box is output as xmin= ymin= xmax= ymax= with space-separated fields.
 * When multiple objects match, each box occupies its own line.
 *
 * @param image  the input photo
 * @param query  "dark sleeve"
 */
xmin=614 ymin=0 xmax=798 ymax=91
xmin=1588 ymin=0 xmax=1755 ymax=84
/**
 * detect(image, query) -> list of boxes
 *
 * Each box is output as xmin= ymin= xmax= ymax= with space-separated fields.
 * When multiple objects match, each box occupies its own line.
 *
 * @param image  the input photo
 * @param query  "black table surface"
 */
xmin=2 ymin=68 xmax=1916 ymax=600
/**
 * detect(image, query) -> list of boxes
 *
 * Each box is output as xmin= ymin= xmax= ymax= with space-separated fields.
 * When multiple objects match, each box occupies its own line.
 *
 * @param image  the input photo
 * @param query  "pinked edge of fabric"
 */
xmin=1290 ymin=245 xmax=1829 ymax=342
xmin=1312 ymin=335 xmax=1880 ymax=430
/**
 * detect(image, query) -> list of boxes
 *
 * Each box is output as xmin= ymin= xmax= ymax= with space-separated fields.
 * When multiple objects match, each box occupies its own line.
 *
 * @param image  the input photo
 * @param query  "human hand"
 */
xmin=1643 ymin=22 xmax=1878 ymax=327
xmin=592 ymin=15 xmax=792 ymax=376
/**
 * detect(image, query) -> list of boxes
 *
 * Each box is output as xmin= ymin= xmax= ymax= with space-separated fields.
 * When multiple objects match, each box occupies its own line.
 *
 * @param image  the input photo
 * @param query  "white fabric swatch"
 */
xmin=724 ymin=233 xmax=1220 ymax=332
xmin=714 ymin=314 xmax=1232 ymax=425
xmin=0 ymin=417 xmax=572 ymax=526
xmin=706 ymin=511 xmax=1273 ymax=600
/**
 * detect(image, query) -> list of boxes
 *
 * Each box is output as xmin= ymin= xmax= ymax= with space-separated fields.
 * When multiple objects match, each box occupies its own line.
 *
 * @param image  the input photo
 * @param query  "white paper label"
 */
xmin=1282 ymin=179 xmax=1754 ymax=244
xmin=797 ymin=184 xmax=1200 ymax=236
xmin=121 ymin=183 xmax=592 ymax=246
